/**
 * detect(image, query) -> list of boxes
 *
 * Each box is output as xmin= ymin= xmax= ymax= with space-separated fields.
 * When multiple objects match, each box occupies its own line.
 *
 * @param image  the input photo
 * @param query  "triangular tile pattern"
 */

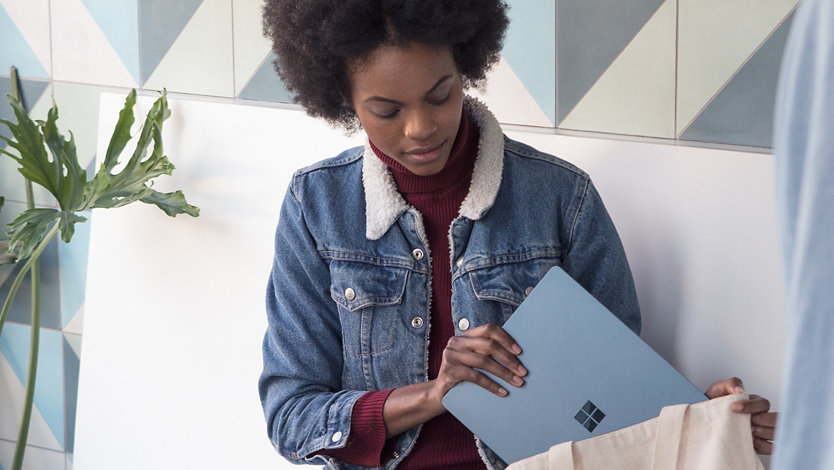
xmin=0 ymin=234 xmax=62 ymax=330
xmin=0 ymin=354 xmax=62 ymax=452
xmin=559 ymin=0 xmax=676 ymax=138
xmin=50 ymin=0 xmax=138 ymax=88
xmin=0 ymin=323 xmax=65 ymax=450
xmin=676 ymin=0 xmax=798 ymax=134
xmin=0 ymin=440 xmax=66 ymax=469
xmin=80 ymin=0 xmax=141 ymax=85
xmin=0 ymin=0 xmax=51 ymax=77
xmin=0 ymin=3 xmax=49 ymax=79
xmin=63 ymin=334 xmax=81 ymax=454
xmin=679 ymin=12 xmax=795 ymax=148
xmin=557 ymin=0 xmax=664 ymax=124
xmin=467 ymin=56 xmax=553 ymax=128
xmin=232 ymin=0 xmax=273 ymax=96
xmin=238 ymin=52 xmax=292 ymax=103
xmin=139 ymin=0 xmax=203 ymax=86
xmin=502 ymin=0 xmax=556 ymax=125
xmin=60 ymin=211 xmax=91 ymax=330
xmin=143 ymin=0 xmax=234 ymax=97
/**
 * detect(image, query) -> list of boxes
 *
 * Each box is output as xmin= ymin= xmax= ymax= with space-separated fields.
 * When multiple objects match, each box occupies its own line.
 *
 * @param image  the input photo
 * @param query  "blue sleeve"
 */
xmin=561 ymin=177 xmax=642 ymax=335
xmin=258 ymin=180 xmax=363 ymax=465
xmin=772 ymin=1 xmax=834 ymax=469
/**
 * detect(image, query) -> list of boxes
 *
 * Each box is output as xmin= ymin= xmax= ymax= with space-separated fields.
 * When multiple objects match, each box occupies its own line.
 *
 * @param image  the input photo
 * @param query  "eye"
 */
xmin=375 ymin=109 xmax=400 ymax=119
xmin=428 ymin=94 xmax=450 ymax=106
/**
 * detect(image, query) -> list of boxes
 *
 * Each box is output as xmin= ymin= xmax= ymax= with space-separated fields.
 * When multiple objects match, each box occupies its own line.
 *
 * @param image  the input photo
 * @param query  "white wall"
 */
xmin=74 ymin=94 xmax=784 ymax=469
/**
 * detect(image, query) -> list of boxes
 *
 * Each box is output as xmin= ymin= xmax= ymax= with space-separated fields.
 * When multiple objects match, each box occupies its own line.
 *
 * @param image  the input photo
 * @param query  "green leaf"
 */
xmin=42 ymin=106 xmax=86 ymax=210
xmin=6 ymin=208 xmax=61 ymax=260
xmin=103 ymin=89 xmax=136 ymax=173
xmin=140 ymin=189 xmax=200 ymax=217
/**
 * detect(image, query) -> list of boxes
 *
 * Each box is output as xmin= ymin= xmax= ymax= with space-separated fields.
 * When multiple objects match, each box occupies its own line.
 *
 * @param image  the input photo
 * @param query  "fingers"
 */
xmin=730 ymin=394 xmax=771 ymax=414
xmin=753 ymin=437 xmax=774 ymax=455
xmin=438 ymin=324 xmax=526 ymax=398
xmin=705 ymin=377 xmax=745 ymax=399
xmin=751 ymin=416 xmax=777 ymax=441
xmin=751 ymin=411 xmax=778 ymax=429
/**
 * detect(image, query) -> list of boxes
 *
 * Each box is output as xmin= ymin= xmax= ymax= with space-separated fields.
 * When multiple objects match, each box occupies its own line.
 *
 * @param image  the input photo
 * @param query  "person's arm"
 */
xmin=561 ymin=177 xmax=641 ymax=333
xmin=259 ymin=182 xmax=363 ymax=466
xmin=705 ymin=378 xmax=777 ymax=455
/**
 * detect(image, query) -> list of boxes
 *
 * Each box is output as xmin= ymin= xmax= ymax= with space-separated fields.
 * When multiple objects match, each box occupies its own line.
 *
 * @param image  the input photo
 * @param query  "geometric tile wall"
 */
xmin=0 ymin=0 xmax=799 ymax=468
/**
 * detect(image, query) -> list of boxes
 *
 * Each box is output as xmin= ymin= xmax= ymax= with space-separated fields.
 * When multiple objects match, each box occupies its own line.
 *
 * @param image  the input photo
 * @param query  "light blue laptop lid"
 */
xmin=442 ymin=266 xmax=706 ymax=464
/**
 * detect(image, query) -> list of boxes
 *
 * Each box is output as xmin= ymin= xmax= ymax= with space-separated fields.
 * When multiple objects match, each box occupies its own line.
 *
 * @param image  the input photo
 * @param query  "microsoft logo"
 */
xmin=574 ymin=400 xmax=606 ymax=432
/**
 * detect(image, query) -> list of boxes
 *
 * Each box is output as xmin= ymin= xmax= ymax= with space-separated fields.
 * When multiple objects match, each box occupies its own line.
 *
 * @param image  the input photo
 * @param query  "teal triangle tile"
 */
xmin=63 ymin=335 xmax=80 ymax=454
xmin=557 ymin=0 xmax=664 ymax=123
xmin=81 ymin=0 xmax=141 ymax=85
xmin=0 ymin=233 xmax=62 ymax=330
xmin=1 ymin=77 xmax=49 ymax=149
xmin=0 ymin=5 xmax=49 ymax=79
xmin=60 ymin=210 xmax=91 ymax=329
xmin=680 ymin=13 xmax=795 ymax=148
xmin=503 ymin=0 xmax=556 ymax=124
xmin=139 ymin=0 xmax=203 ymax=85
xmin=0 ymin=323 xmax=66 ymax=449
xmin=239 ymin=52 xmax=293 ymax=103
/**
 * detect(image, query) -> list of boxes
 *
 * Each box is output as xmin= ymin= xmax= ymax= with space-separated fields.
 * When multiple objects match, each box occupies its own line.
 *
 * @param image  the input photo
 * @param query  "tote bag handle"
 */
xmin=651 ymin=403 xmax=688 ymax=470
xmin=547 ymin=440 xmax=575 ymax=469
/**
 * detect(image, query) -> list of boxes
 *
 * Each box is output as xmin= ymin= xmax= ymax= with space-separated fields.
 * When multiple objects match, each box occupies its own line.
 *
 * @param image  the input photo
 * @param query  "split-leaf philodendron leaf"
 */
xmin=0 ymin=88 xmax=199 ymax=261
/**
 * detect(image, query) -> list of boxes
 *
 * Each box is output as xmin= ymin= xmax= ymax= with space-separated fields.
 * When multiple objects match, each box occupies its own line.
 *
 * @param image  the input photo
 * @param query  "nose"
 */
xmin=404 ymin=108 xmax=437 ymax=141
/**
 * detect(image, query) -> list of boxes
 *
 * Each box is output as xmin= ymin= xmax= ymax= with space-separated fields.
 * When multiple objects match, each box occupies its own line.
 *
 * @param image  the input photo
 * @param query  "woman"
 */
xmin=258 ymin=1 xmax=776 ymax=468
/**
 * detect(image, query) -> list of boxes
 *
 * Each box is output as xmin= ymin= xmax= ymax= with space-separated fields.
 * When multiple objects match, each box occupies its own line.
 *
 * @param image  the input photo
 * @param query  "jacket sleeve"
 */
xmin=258 ymin=180 xmax=363 ymax=465
xmin=561 ymin=177 xmax=642 ymax=334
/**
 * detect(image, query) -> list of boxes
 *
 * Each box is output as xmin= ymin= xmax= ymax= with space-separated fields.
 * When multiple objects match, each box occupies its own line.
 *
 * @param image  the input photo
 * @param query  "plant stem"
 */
xmin=10 ymin=177 xmax=41 ymax=470
xmin=0 ymin=222 xmax=57 ymax=339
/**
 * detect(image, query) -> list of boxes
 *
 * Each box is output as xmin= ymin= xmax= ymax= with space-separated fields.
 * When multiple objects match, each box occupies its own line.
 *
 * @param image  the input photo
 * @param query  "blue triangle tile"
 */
xmin=680 ymin=13 xmax=795 ymax=148
xmin=239 ymin=52 xmax=293 ymax=103
xmin=0 ymin=324 xmax=66 ymax=449
xmin=557 ymin=0 xmax=664 ymax=123
xmin=503 ymin=0 xmax=556 ymax=124
xmin=0 ymin=5 xmax=49 ymax=79
xmin=60 ymin=210 xmax=91 ymax=329
xmin=0 ymin=232 xmax=63 ymax=330
xmin=81 ymin=0 xmax=141 ymax=85
xmin=63 ymin=335 xmax=80 ymax=454
xmin=139 ymin=0 xmax=203 ymax=85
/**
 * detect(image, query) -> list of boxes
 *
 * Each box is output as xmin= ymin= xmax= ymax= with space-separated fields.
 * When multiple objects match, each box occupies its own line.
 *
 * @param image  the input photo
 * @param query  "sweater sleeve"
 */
xmin=316 ymin=389 xmax=395 ymax=467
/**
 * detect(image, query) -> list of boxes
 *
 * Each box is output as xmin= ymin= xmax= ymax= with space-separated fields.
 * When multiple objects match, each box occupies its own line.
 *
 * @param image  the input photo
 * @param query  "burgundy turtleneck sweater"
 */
xmin=321 ymin=111 xmax=485 ymax=469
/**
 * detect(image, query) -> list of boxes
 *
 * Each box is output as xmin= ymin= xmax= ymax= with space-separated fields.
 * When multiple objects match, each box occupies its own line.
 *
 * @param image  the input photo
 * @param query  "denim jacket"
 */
xmin=259 ymin=98 xmax=641 ymax=470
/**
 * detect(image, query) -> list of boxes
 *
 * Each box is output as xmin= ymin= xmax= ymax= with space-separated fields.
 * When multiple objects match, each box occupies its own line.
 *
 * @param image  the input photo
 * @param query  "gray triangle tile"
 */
xmin=239 ymin=52 xmax=293 ymax=103
xmin=557 ymin=0 xmax=664 ymax=123
xmin=139 ymin=0 xmax=203 ymax=85
xmin=679 ymin=12 xmax=795 ymax=148
xmin=0 ymin=233 xmax=62 ymax=330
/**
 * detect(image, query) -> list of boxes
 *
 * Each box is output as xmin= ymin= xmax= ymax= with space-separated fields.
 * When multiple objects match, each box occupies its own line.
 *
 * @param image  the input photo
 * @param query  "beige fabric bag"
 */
xmin=507 ymin=394 xmax=764 ymax=470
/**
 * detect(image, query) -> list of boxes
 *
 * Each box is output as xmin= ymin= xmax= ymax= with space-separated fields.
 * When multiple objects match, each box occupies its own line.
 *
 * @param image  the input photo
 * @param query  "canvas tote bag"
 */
xmin=507 ymin=394 xmax=764 ymax=470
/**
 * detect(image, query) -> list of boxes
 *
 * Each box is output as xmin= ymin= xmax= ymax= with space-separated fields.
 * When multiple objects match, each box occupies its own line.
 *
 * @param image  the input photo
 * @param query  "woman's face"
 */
xmin=348 ymin=43 xmax=465 ymax=176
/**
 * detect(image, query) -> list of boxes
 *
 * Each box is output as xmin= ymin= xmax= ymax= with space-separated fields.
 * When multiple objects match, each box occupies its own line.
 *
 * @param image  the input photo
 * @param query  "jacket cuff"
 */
xmin=316 ymin=389 xmax=394 ymax=466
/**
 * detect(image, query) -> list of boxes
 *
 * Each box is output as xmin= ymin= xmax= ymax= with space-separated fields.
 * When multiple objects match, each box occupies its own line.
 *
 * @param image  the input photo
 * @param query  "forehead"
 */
xmin=348 ymin=43 xmax=458 ymax=98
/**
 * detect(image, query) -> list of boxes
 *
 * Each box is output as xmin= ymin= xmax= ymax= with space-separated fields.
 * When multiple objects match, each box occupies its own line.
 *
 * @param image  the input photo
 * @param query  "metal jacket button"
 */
xmin=525 ymin=286 xmax=535 ymax=296
xmin=458 ymin=318 xmax=470 ymax=331
xmin=411 ymin=317 xmax=424 ymax=328
xmin=331 ymin=431 xmax=343 ymax=442
xmin=412 ymin=248 xmax=424 ymax=260
xmin=344 ymin=288 xmax=355 ymax=301
xmin=455 ymin=257 xmax=464 ymax=267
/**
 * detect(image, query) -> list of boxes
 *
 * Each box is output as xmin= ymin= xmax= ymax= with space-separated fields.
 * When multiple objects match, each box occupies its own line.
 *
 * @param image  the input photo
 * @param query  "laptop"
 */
xmin=442 ymin=266 xmax=706 ymax=464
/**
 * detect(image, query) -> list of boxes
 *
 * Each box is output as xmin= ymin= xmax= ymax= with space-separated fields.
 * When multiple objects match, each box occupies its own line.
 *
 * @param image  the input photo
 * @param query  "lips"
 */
xmin=405 ymin=140 xmax=446 ymax=162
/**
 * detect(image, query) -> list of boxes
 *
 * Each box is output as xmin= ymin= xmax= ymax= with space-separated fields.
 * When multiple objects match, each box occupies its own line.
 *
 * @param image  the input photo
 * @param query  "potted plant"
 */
xmin=0 ymin=66 xmax=199 ymax=470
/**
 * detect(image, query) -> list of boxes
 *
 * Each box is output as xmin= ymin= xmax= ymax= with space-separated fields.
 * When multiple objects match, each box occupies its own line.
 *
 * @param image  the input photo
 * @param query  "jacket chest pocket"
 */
xmin=468 ymin=254 xmax=560 ymax=325
xmin=330 ymin=260 xmax=409 ymax=358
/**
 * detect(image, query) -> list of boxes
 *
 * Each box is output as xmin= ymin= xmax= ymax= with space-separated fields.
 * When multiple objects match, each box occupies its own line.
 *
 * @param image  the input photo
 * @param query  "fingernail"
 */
xmin=513 ymin=375 xmax=524 ymax=386
xmin=512 ymin=344 xmax=522 ymax=354
xmin=517 ymin=365 xmax=528 ymax=376
xmin=731 ymin=403 xmax=744 ymax=412
xmin=735 ymin=386 xmax=745 ymax=394
xmin=498 ymin=388 xmax=508 ymax=396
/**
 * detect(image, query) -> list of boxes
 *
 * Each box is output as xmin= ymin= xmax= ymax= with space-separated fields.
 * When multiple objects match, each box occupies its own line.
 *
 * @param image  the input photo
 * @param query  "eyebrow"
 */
xmin=363 ymin=75 xmax=453 ymax=104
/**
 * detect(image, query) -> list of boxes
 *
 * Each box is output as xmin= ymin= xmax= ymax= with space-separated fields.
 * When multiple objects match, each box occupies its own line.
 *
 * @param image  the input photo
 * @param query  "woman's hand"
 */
xmin=705 ymin=377 xmax=777 ymax=455
xmin=432 ymin=323 xmax=528 ymax=406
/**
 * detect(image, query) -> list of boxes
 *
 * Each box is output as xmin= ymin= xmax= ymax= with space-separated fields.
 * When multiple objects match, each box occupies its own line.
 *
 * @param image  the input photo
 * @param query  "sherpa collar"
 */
xmin=362 ymin=96 xmax=505 ymax=240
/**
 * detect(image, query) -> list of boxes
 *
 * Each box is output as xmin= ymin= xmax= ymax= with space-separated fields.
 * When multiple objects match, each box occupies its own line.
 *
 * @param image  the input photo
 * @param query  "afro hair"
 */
xmin=262 ymin=0 xmax=510 ymax=130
